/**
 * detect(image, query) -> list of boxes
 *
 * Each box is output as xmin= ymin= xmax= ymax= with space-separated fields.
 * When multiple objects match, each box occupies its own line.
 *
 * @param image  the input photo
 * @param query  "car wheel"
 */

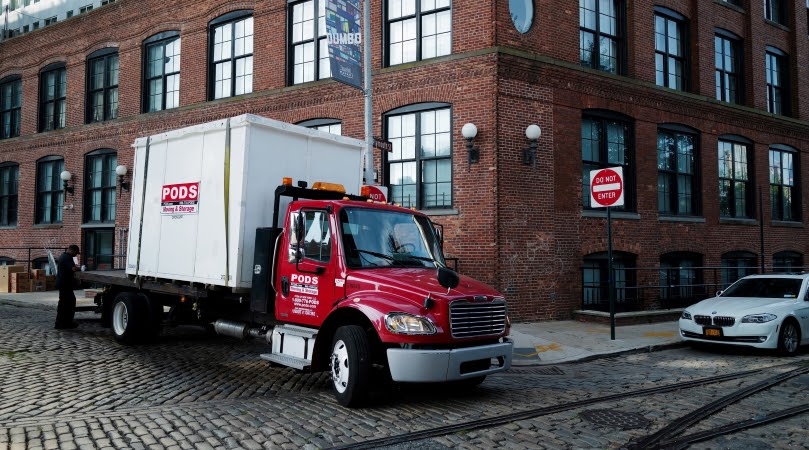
xmin=777 ymin=318 xmax=801 ymax=357
xmin=111 ymin=292 xmax=147 ymax=345
xmin=330 ymin=325 xmax=371 ymax=407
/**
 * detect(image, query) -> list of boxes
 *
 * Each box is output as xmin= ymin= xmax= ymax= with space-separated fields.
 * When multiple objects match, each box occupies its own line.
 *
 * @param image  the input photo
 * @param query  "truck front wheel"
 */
xmin=111 ymin=293 xmax=147 ymax=345
xmin=330 ymin=325 xmax=371 ymax=407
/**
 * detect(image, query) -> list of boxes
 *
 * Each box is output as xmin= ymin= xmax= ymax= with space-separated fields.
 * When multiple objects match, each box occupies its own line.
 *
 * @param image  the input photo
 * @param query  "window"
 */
xmin=582 ymin=252 xmax=637 ymax=312
xmin=773 ymin=251 xmax=803 ymax=272
xmin=769 ymin=145 xmax=799 ymax=221
xmin=298 ymin=118 xmax=341 ymax=135
xmin=86 ymin=48 xmax=119 ymax=123
xmin=32 ymin=21 xmax=39 ymax=30
xmin=22 ymin=25 xmax=29 ymax=34
xmin=581 ymin=111 xmax=633 ymax=211
xmin=44 ymin=16 xmax=56 ymax=26
xmin=66 ymin=10 xmax=73 ymax=18
xmin=289 ymin=210 xmax=331 ymax=263
xmin=718 ymin=138 xmax=753 ymax=218
xmin=101 ymin=0 xmax=116 ymax=4
xmin=143 ymin=32 xmax=180 ymax=112
xmin=0 ymin=257 xmax=17 ymax=265
xmin=79 ymin=4 xmax=93 ymax=14
xmin=654 ymin=8 xmax=687 ymax=91
xmin=720 ymin=0 xmax=741 ymax=5
xmin=0 ymin=76 xmax=22 ymax=139
xmin=660 ymin=252 xmax=704 ymax=306
xmin=39 ymin=63 xmax=66 ymax=132
xmin=764 ymin=0 xmax=785 ymax=24
xmin=385 ymin=103 xmax=452 ymax=209
xmin=765 ymin=47 xmax=788 ymax=116
xmin=579 ymin=0 xmax=623 ymax=74
xmin=209 ymin=11 xmax=253 ymax=99
xmin=715 ymin=31 xmax=742 ymax=104
xmin=0 ymin=163 xmax=19 ymax=227
xmin=35 ymin=156 xmax=65 ymax=224
xmin=658 ymin=126 xmax=699 ymax=216
xmin=721 ymin=251 xmax=757 ymax=287
xmin=385 ymin=0 xmax=451 ymax=66
xmin=288 ymin=1 xmax=330 ymax=85
xmin=84 ymin=150 xmax=117 ymax=223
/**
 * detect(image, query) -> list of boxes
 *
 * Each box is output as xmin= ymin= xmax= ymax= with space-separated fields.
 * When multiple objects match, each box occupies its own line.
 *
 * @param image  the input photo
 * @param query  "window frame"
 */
xmin=765 ymin=46 xmax=789 ymax=116
xmin=383 ymin=0 xmax=452 ymax=67
xmin=209 ymin=10 xmax=254 ymax=100
xmin=654 ymin=7 xmax=688 ymax=91
xmin=721 ymin=251 xmax=758 ymax=287
xmin=657 ymin=124 xmax=700 ymax=216
xmin=578 ymin=0 xmax=625 ymax=74
xmin=582 ymin=251 xmax=638 ymax=312
xmin=581 ymin=110 xmax=635 ymax=212
xmin=773 ymin=251 xmax=803 ymax=272
xmin=287 ymin=0 xmax=330 ymax=85
xmin=297 ymin=118 xmax=342 ymax=135
xmin=764 ymin=0 xmax=786 ymax=24
xmin=383 ymin=102 xmax=453 ymax=210
xmin=38 ymin=62 xmax=67 ymax=132
xmin=35 ymin=156 xmax=65 ymax=225
xmin=0 ymin=162 xmax=19 ymax=227
xmin=769 ymin=145 xmax=800 ymax=222
xmin=659 ymin=252 xmax=705 ymax=306
xmin=142 ymin=31 xmax=181 ymax=113
xmin=714 ymin=29 xmax=743 ymax=105
xmin=0 ymin=75 xmax=22 ymax=139
xmin=718 ymin=136 xmax=754 ymax=219
xmin=83 ymin=149 xmax=118 ymax=224
xmin=86 ymin=48 xmax=119 ymax=123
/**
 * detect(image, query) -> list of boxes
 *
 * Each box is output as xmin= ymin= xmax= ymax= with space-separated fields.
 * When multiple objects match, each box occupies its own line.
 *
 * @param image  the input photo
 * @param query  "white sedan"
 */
xmin=679 ymin=273 xmax=809 ymax=356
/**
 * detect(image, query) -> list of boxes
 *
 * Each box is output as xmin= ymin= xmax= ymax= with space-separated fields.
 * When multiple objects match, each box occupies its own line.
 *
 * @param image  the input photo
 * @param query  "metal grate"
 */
xmin=694 ymin=315 xmax=735 ymax=327
xmin=449 ymin=299 xmax=507 ymax=338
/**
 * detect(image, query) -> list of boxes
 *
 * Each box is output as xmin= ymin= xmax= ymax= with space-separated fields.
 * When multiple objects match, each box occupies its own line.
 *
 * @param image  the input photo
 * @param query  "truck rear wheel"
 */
xmin=111 ymin=293 xmax=148 ymax=345
xmin=330 ymin=325 xmax=371 ymax=407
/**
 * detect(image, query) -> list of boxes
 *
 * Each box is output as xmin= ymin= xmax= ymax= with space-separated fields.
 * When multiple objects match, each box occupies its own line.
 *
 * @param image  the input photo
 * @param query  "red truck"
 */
xmin=78 ymin=115 xmax=513 ymax=406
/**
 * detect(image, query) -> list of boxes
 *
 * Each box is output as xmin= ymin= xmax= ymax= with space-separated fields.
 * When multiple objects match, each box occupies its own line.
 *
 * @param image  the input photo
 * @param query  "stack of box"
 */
xmin=11 ymin=272 xmax=30 ymax=293
xmin=0 ymin=265 xmax=26 ymax=293
xmin=30 ymin=269 xmax=46 ymax=292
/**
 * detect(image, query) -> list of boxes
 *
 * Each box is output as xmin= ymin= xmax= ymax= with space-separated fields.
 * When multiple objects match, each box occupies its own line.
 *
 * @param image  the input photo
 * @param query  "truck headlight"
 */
xmin=741 ymin=313 xmax=777 ymax=324
xmin=384 ymin=313 xmax=436 ymax=335
xmin=680 ymin=310 xmax=692 ymax=320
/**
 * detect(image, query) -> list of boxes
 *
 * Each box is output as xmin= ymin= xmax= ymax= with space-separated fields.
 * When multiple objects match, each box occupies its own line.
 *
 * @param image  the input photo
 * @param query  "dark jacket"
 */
xmin=55 ymin=252 xmax=76 ymax=289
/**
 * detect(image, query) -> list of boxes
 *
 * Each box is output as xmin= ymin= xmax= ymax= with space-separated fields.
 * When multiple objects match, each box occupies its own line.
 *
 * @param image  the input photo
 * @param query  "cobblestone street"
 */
xmin=2 ymin=302 xmax=809 ymax=449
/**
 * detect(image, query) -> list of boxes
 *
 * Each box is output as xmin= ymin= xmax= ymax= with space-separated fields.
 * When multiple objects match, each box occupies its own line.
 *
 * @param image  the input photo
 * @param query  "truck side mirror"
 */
xmin=294 ymin=213 xmax=305 ymax=246
xmin=437 ymin=267 xmax=459 ymax=292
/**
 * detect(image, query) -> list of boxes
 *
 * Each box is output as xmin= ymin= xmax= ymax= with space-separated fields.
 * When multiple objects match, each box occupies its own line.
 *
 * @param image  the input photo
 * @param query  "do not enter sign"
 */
xmin=589 ymin=167 xmax=624 ymax=207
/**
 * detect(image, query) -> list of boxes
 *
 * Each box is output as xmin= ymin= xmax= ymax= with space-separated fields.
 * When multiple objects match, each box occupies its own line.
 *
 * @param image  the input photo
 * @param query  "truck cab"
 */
xmin=261 ymin=182 xmax=513 ymax=406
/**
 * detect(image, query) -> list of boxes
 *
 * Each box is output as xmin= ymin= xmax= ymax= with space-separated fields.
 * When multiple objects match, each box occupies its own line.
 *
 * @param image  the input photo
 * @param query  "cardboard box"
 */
xmin=0 ymin=265 xmax=27 ymax=293
xmin=12 ymin=279 xmax=30 ymax=293
xmin=31 ymin=269 xmax=45 ymax=280
xmin=45 ymin=275 xmax=57 ymax=291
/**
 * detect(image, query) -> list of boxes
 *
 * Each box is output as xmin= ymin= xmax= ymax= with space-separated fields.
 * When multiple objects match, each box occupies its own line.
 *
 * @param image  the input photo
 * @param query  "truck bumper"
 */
xmin=386 ymin=339 xmax=513 ymax=383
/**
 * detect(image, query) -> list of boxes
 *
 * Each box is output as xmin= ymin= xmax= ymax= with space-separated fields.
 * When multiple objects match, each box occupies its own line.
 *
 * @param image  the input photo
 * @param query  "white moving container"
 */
xmin=126 ymin=114 xmax=364 ymax=289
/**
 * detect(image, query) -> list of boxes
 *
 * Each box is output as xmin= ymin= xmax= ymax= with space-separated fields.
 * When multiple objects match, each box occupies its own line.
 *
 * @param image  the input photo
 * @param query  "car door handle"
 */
xmin=281 ymin=276 xmax=290 ymax=296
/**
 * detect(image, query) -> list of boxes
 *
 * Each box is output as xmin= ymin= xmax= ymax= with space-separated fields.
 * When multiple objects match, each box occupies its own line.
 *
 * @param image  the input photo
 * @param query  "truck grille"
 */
xmin=450 ymin=299 xmax=507 ymax=338
xmin=694 ymin=315 xmax=735 ymax=327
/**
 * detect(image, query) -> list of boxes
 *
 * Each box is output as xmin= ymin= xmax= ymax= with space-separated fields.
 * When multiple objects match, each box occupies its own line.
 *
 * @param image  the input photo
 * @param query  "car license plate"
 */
xmin=703 ymin=327 xmax=722 ymax=337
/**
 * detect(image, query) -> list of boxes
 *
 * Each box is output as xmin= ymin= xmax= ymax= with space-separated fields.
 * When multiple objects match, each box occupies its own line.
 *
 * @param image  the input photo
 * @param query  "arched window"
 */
xmin=582 ymin=251 xmax=637 ymax=312
xmin=717 ymin=135 xmax=753 ymax=219
xmin=657 ymin=124 xmax=700 ymax=216
xmin=143 ymin=31 xmax=181 ymax=112
xmin=0 ymin=162 xmax=19 ymax=227
xmin=769 ymin=144 xmax=799 ymax=222
xmin=209 ymin=10 xmax=253 ymax=99
xmin=39 ymin=62 xmax=66 ymax=132
xmin=660 ymin=251 xmax=704 ymax=306
xmin=721 ymin=251 xmax=757 ymax=287
xmin=86 ymin=48 xmax=119 ymax=123
xmin=0 ymin=75 xmax=22 ymax=139
xmin=35 ymin=156 xmax=65 ymax=224
xmin=297 ymin=118 xmax=342 ymax=135
xmin=84 ymin=149 xmax=117 ymax=223
xmin=773 ymin=251 xmax=803 ymax=272
xmin=582 ymin=109 xmax=634 ymax=211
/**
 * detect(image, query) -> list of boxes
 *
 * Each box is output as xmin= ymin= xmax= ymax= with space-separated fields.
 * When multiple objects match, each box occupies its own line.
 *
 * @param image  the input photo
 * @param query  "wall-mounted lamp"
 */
xmin=461 ymin=123 xmax=479 ymax=165
xmin=523 ymin=124 xmax=541 ymax=166
xmin=116 ymin=165 xmax=130 ymax=197
xmin=60 ymin=170 xmax=74 ymax=201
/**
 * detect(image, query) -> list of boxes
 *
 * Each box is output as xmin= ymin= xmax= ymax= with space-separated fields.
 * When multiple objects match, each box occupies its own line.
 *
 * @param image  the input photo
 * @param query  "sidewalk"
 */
xmin=0 ymin=290 xmax=684 ymax=366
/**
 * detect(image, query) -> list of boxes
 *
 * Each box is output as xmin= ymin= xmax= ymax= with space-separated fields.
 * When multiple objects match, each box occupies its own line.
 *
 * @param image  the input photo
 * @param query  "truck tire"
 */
xmin=330 ymin=325 xmax=371 ymax=407
xmin=111 ymin=292 xmax=148 ymax=345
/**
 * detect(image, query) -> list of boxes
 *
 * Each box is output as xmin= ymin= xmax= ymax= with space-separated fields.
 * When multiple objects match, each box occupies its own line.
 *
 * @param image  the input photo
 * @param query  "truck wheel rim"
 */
xmin=331 ymin=339 xmax=349 ymax=394
xmin=113 ymin=302 xmax=128 ymax=336
xmin=783 ymin=323 xmax=798 ymax=353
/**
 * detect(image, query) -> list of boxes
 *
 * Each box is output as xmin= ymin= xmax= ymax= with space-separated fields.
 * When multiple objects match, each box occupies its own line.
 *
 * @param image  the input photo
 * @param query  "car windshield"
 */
xmin=339 ymin=207 xmax=446 ymax=269
xmin=721 ymin=278 xmax=803 ymax=299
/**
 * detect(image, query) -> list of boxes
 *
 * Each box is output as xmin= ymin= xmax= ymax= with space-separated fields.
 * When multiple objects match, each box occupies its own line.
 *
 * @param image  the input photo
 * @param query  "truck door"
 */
xmin=275 ymin=208 xmax=337 ymax=327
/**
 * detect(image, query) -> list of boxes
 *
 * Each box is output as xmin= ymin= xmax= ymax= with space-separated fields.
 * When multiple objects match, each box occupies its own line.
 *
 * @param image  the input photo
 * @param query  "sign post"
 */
xmin=589 ymin=167 xmax=625 ymax=340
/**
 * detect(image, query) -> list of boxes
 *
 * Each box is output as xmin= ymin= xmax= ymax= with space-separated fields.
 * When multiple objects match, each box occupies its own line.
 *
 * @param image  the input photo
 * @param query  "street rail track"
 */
xmin=326 ymin=363 xmax=809 ymax=450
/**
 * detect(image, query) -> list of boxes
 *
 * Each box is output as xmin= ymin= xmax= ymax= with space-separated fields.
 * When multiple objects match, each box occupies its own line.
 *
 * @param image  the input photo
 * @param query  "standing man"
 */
xmin=55 ymin=244 xmax=81 ymax=329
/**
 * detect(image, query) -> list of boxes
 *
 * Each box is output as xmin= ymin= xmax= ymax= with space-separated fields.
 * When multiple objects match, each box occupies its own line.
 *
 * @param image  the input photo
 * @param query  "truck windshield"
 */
xmin=339 ymin=207 xmax=446 ymax=269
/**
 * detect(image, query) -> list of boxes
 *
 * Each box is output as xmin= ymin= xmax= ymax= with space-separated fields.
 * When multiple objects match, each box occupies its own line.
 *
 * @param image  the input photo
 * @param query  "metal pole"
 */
xmin=362 ymin=0 xmax=373 ymax=184
xmin=607 ymin=206 xmax=615 ymax=340
xmin=759 ymin=186 xmax=765 ymax=273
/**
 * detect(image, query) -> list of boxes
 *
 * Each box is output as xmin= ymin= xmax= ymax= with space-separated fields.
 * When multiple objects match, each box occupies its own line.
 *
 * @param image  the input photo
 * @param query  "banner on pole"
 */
xmin=325 ymin=0 xmax=363 ymax=90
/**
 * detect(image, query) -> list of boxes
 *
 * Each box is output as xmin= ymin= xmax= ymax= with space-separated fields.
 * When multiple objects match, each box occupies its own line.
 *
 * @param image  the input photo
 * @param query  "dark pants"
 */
xmin=55 ymin=287 xmax=76 ymax=327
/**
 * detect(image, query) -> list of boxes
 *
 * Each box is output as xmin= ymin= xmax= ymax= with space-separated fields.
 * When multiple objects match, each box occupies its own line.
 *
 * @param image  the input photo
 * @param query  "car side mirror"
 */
xmin=716 ymin=290 xmax=723 ymax=297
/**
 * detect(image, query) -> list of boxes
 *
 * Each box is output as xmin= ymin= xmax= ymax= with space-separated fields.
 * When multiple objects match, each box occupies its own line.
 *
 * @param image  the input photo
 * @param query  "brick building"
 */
xmin=0 ymin=0 xmax=807 ymax=321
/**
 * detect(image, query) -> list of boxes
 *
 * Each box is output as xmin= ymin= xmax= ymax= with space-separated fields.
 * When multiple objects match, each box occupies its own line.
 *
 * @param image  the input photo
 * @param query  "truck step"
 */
xmin=260 ymin=353 xmax=311 ymax=371
xmin=273 ymin=324 xmax=318 ymax=339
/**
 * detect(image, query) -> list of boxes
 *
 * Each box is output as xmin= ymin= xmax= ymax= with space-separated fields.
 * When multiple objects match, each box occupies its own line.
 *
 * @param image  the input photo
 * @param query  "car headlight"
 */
xmin=680 ymin=310 xmax=692 ymax=320
xmin=741 ymin=313 xmax=777 ymax=324
xmin=384 ymin=313 xmax=437 ymax=335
